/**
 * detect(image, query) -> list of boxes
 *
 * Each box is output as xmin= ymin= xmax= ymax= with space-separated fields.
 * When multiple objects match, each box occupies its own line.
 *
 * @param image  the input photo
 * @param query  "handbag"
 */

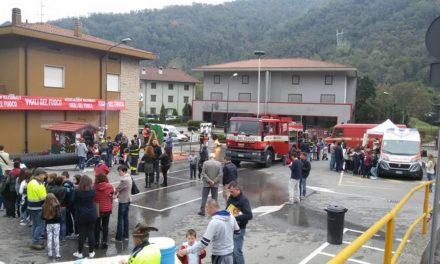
xmin=131 ymin=177 xmax=140 ymax=195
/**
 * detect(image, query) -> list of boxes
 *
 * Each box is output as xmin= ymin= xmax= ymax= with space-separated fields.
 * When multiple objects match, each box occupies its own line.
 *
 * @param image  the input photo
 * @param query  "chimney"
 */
xmin=74 ymin=19 xmax=82 ymax=37
xmin=12 ymin=8 xmax=22 ymax=25
xmin=158 ymin=66 xmax=163 ymax=75
xmin=141 ymin=68 xmax=146 ymax=75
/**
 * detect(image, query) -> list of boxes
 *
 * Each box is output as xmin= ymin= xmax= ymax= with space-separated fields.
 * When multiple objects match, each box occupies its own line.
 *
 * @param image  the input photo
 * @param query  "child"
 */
xmin=187 ymin=152 xmax=198 ymax=180
xmin=42 ymin=193 xmax=61 ymax=259
xmin=177 ymin=229 xmax=206 ymax=264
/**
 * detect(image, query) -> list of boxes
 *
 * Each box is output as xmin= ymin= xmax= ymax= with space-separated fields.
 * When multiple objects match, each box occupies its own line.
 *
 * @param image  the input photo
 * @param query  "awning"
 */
xmin=46 ymin=121 xmax=97 ymax=132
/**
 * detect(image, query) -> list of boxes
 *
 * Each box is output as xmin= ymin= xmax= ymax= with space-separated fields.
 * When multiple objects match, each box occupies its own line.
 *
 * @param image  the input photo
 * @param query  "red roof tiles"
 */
xmin=196 ymin=58 xmax=354 ymax=70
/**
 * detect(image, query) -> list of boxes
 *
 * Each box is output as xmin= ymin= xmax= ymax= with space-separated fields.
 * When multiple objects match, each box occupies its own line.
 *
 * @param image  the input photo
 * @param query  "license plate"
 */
xmin=395 ymin=171 xmax=403 ymax=174
xmin=238 ymin=154 xmax=244 ymax=157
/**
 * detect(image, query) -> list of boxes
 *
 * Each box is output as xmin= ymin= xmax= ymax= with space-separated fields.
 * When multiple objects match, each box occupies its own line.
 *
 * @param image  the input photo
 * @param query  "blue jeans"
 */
xmin=79 ymin=156 xmax=86 ymax=170
xmin=29 ymin=210 xmax=45 ymax=244
xmin=300 ymin=177 xmax=307 ymax=197
xmin=427 ymin=173 xmax=434 ymax=192
xmin=233 ymin=228 xmax=246 ymax=264
xmin=60 ymin=207 xmax=67 ymax=240
xmin=330 ymin=154 xmax=335 ymax=170
xmin=153 ymin=161 xmax=160 ymax=183
xmin=116 ymin=202 xmax=130 ymax=240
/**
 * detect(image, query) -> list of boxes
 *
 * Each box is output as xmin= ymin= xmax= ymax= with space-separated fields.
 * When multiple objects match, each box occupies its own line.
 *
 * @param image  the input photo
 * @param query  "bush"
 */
xmin=216 ymin=133 xmax=226 ymax=142
xmin=187 ymin=120 xmax=203 ymax=128
xmin=166 ymin=118 xmax=181 ymax=124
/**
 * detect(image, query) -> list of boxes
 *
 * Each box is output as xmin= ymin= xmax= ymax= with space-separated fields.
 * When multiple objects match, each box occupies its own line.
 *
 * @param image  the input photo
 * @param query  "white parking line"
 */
xmin=342 ymin=241 xmax=391 ymax=253
xmin=318 ymin=252 xmax=372 ymax=264
xmin=131 ymin=190 xmax=223 ymax=212
xmin=298 ymin=242 xmax=330 ymax=264
xmin=110 ymin=168 xmax=190 ymax=185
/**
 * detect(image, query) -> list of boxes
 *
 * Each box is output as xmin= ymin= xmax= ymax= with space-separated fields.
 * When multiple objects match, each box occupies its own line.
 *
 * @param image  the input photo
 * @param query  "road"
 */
xmin=0 ymin=147 xmax=433 ymax=264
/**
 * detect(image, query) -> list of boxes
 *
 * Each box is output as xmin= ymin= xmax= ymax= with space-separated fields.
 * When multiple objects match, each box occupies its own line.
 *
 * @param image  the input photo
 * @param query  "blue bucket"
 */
xmin=149 ymin=237 xmax=177 ymax=264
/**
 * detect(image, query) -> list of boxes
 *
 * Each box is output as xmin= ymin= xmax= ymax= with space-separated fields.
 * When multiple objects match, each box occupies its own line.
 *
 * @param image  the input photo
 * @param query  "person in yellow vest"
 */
xmin=120 ymin=222 xmax=161 ymax=264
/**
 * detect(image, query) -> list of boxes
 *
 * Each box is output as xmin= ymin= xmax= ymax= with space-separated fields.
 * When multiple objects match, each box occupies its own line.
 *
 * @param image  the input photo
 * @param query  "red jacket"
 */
xmin=177 ymin=244 xmax=206 ymax=264
xmin=95 ymin=163 xmax=110 ymax=176
xmin=94 ymin=182 xmax=114 ymax=214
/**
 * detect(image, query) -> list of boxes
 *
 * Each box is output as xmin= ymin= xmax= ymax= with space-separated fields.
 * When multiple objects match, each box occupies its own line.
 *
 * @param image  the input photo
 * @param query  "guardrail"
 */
xmin=328 ymin=180 xmax=435 ymax=264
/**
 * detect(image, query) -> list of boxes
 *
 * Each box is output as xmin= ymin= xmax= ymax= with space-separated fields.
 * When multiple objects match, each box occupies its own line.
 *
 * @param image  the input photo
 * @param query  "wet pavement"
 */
xmin=0 ymin=147 xmax=435 ymax=263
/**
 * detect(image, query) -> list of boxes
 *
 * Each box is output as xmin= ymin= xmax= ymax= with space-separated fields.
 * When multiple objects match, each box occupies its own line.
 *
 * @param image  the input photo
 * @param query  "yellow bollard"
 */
xmin=423 ymin=185 xmax=429 ymax=235
xmin=384 ymin=218 xmax=395 ymax=263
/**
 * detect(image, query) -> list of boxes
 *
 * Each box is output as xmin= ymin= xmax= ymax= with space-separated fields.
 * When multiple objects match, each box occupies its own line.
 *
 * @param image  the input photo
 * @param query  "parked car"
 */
xmin=166 ymin=115 xmax=179 ymax=121
xmin=163 ymin=125 xmax=188 ymax=142
xmin=145 ymin=114 xmax=158 ymax=120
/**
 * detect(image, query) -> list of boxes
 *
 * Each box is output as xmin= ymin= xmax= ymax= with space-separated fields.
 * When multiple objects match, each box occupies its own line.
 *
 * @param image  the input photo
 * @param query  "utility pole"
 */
xmin=336 ymin=29 xmax=346 ymax=48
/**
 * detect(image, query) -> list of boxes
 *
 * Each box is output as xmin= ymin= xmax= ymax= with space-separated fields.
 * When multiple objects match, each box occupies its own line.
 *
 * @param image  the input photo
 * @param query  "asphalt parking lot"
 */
xmin=0 ymin=147 xmax=435 ymax=263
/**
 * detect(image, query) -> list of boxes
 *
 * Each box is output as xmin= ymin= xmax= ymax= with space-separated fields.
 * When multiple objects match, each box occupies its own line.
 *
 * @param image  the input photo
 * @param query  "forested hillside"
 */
xmin=49 ymin=0 xmax=440 ymax=123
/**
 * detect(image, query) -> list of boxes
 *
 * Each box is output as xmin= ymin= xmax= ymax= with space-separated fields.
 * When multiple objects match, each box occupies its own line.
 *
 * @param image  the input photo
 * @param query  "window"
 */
xmin=44 ymin=65 xmax=64 ymax=88
xmin=107 ymin=74 xmax=120 ymax=91
xmin=184 ymin=85 xmax=189 ymax=91
xmin=320 ymin=94 xmax=336 ymax=103
xmin=168 ymin=84 xmax=174 ymax=90
xmin=292 ymin=75 xmax=300 ymax=85
xmin=168 ymin=96 xmax=174 ymax=103
xmin=242 ymin=75 xmax=249 ymax=84
xmin=288 ymin=94 xmax=302 ymax=103
xmin=150 ymin=95 xmax=156 ymax=102
xmin=184 ymin=96 xmax=189 ymax=103
xmin=151 ymin=83 xmax=156 ymax=89
xmin=150 ymin=107 xmax=156 ymax=114
xmin=210 ymin=92 xmax=223 ymax=100
xmin=214 ymin=75 xmax=221 ymax=84
xmin=325 ymin=75 xmax=333 ymax=85
xmin=238 ymin=93 xmax=251 ymax=101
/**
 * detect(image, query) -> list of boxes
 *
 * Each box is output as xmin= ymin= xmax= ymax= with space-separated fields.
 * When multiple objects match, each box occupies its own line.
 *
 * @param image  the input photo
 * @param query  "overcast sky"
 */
xmin=2 ymin=0 xmax=231 ymax=23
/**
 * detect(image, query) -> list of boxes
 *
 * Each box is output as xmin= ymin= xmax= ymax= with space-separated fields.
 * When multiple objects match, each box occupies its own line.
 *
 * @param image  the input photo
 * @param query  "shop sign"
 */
xmin=0 ymin=94 xmax=125 ymax=111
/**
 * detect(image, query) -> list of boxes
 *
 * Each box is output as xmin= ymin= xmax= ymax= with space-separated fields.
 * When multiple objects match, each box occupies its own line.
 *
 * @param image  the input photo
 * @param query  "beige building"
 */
xmin=0 ymin=8 xmax=155 ymax=154
xmin=140 ymin=67 xmax=198 ymax=116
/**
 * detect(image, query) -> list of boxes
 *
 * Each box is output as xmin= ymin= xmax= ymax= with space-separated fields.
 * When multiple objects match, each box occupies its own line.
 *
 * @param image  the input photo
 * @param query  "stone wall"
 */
xmin=120 ymin=57 xmax=140 ymax=137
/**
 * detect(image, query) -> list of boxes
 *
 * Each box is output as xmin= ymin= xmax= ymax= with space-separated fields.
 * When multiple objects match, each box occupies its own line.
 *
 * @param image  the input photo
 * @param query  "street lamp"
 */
xmin=225 ymin=72 xmax=238 ymax=133
xmin=104 ymin=37 xmax=131 ymax=137
xmin=254 ymin=50 xmax=265 ymax=118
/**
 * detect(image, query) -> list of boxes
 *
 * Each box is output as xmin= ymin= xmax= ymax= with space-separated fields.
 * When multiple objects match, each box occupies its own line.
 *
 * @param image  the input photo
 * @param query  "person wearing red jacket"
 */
xmin=94 ymin=173 xmax=114 ymax=249
xmin=177 ymin=229 xmax=206 ymax=264
xmin=95 ymin=160 xmax=110 ymax=177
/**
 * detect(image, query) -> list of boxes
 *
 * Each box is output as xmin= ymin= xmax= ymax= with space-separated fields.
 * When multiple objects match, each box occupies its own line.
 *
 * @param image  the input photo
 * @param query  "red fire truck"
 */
xmin=226 ymin=116 xmax=300 ymax=167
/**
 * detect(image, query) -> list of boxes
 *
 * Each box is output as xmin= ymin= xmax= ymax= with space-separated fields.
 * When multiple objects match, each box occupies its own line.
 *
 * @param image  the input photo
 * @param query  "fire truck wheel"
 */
xmin=263 ymin=150 xmax=274 ymax=168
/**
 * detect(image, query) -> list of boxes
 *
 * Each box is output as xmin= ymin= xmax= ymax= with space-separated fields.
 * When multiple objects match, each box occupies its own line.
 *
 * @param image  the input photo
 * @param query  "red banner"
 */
xmin=0 ymin=94 xmax=125 ymax=111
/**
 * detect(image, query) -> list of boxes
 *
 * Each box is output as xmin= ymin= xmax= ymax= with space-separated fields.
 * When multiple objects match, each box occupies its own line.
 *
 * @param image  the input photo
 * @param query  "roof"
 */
xmin=195 ymin=58 xmax=356 ymax=74
xmin=0 ymin=23 xmax=155 ymax=60
xmin=140 ymin=67 xmax=199 ymax=83
xmin=46 ymin=121 xmax=97 ymax=132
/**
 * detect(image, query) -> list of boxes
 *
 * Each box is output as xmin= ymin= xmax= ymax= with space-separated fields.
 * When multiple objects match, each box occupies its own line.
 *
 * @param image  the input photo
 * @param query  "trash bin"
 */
xmin=324 ymin=205 xmax=348 ymax=245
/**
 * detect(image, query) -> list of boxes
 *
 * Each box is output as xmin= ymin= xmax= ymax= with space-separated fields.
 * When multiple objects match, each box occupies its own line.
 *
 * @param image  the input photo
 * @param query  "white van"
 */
xmin=378 ymin=128 xmax=422 ymax=180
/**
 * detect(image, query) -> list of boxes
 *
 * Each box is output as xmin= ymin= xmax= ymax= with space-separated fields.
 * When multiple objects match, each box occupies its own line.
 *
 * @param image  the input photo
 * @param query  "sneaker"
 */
xmin=89 ymin=251 xmax=95 ymax=258
xmin=197 ymin=211 xmax=205 ymax=216
xmin=73 ymin=252 xmax=83 ymax=258
xmin=56 ymin=255 xmax=61 ymax=259
xmin=111 ymin=238 xmax=122 ymax=243
xmin=123 ymin=237 xmax=129 ymax=241
xmin=30 ymin=244 xmax=44 ymax=250
xmin=20 ymin=222 xmax=27 ymax=226
xmin=101 ymin=243 xmax=108 ymax=249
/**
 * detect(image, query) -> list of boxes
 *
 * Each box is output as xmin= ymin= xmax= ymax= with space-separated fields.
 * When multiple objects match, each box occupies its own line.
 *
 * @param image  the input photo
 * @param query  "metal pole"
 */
xmin=226 ymin=79 xmax=230 ymax=131
xmin=257 ymin=56 xmax=261 ymax=118
xmin=428 ymin=129 xmax=440 ymax=264
xmin=104 ymin=52 xmax=109 ymax=137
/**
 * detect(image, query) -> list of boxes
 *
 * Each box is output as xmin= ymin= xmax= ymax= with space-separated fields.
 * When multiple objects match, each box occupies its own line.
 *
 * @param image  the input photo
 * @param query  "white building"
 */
xmin=193 ymin=58 xmax=357 ymax=129
xmin=140 ymin=67 xmax=198 ymax=116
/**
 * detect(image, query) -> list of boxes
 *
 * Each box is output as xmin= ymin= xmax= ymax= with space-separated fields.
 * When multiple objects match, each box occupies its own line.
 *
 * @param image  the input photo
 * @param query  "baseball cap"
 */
xmin=33 ymin=167 xmax=47 ymax=176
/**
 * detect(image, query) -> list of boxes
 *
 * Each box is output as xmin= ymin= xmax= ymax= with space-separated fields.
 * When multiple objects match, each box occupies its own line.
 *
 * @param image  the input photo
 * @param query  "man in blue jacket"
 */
xmin=226 ymin=181 xmax=252 ymax=264
xmin=222 ymin=156 xmax=237 ymax=204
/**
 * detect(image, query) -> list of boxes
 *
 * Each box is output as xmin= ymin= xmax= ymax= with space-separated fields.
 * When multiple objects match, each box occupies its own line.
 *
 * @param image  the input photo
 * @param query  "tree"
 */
xmin=355 ymin=76 xmax=376 ymax=123
xmin=172 ymin=108 xmax=178 ymax=116
xmin=182 ymin=103 xmax=192 ymax=117
xmin=159 ymin=104 xmax=166 ymax=123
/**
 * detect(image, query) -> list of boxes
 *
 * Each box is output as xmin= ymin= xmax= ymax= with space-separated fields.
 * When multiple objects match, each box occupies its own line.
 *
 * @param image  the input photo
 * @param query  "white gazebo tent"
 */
xmin=362 ymin=119 xmax=399 ymax=146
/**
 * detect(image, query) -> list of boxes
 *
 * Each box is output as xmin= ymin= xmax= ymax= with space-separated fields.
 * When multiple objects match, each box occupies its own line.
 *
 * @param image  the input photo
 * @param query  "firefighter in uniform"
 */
xmin=143 ymin=124 xmax=151 ymax=146
xmin=123 ymin=222 xmax=161 ymax=264
xmin=129 ymin=140 xmax=140 ymax=175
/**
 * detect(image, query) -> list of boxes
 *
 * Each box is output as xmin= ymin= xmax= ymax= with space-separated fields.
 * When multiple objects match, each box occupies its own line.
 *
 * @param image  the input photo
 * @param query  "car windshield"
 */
xmin=229 ymin=120 xmax=260 ymax=135
xmin=382 ymin=140 xmax=419 ymax=155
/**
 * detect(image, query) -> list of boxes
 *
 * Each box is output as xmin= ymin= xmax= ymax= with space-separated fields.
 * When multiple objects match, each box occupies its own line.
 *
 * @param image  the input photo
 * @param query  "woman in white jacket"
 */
xmin=426 ymin=154 xmax=436 ymax=192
